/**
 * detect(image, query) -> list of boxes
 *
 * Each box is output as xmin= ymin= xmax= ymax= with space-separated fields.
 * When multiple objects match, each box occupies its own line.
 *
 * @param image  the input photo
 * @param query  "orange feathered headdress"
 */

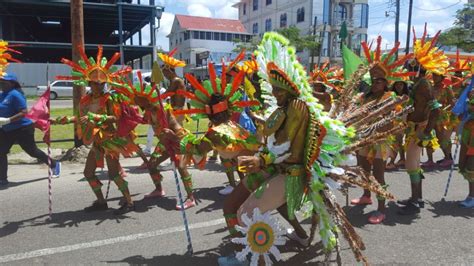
xmin=309 ymin=61 xmax=344 ymax=92
xmin=58 ymin=45 xmax=131 ymax=87
xmin=361 ymin=36 xmax=414 ymax=82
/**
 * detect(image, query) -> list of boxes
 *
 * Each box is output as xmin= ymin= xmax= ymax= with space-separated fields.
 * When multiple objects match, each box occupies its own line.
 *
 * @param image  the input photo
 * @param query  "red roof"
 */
xmin=175 ymin=14 xmax=248 ymax=33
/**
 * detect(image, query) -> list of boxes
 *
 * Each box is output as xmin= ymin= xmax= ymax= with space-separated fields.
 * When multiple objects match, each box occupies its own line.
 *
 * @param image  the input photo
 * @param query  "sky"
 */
xmin=132 ymin=0 xmax=469 ymax=51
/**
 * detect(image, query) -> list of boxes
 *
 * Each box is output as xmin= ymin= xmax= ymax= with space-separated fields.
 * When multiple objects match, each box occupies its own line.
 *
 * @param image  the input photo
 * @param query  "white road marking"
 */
xmin=0 ymin=218 xmax=225 ymax=263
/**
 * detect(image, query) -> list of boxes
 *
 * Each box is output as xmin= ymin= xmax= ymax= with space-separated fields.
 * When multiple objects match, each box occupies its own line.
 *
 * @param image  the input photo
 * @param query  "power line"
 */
xmin=414 ymin=0 xmax=462 ymax=11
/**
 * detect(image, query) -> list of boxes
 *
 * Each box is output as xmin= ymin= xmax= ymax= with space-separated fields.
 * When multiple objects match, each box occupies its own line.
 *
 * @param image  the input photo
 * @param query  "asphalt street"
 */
xmin=0 ymin=151 xmax=473 ymax=265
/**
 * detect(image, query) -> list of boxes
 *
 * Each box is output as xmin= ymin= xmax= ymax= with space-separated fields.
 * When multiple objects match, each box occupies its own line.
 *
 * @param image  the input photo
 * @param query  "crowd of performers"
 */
xmin=1 ymin=23 xmax=473 ymax=265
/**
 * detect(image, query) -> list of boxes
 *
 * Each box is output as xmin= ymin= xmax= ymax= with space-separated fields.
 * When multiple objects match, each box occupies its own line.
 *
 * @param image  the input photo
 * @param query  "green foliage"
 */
xmin=439 ymin=3 xmax=474 ymax=52
xmin=276 ymin=26 xmax=320 ymax=53
xmin=232 ymin=36 xmax=261 ymax=53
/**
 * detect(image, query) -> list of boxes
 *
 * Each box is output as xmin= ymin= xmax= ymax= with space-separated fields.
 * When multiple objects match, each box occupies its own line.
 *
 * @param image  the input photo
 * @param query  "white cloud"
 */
xmin=187 ymin=3 xmax=212 ymax=17
xmin=215 ymin=2 xmax=239 ymax=19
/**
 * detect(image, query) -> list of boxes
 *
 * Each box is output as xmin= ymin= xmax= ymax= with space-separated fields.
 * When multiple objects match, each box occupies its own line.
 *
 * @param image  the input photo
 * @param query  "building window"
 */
xmin=266 ymin=0 xmax=271 ymax=5
xmin=323 ymin=0 xmax=331 ymax=24
xmin=336 ymin=4 xmax=347 ymax=25
xmin=297 ymin=7 xmax=305 ymax=23
xmin=200 ymin=31 xmax=205 ymax=39
xmin=280 ymin=13 xmax=287 ymax=27
xmin=265 ymin=18 xmax=272 ymax=31
xmin=243 ymin=3 xmax=247 ymax=15
xmin=226 ymin=33 xmax=233 ymax=41
xmin=252 ymin=23 xmax=258 ymax=34
xmin=213 ymin=32 xmax=220 ymax=40
xmin=220 ymin=32 xmax=226 ymax=41
xmin=206 ymin=31 xmax=212 ymax=40
xmin=253 ymin=0 xmax=258 ymax=11
xmin=184 ymin=31 xmax=190 ymax=40
xmin=193 ymin=31 xmax=199 ymax=39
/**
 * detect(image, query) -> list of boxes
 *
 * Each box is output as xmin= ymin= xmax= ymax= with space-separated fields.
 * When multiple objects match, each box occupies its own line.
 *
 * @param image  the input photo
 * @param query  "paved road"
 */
xmin=27 ymin=99 xmax=72 ymax=109
xmin=0 ymin=152 xmax=472 ymax=265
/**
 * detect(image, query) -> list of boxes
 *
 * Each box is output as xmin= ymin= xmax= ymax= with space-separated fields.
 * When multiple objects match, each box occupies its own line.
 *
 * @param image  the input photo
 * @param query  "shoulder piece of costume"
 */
xmin=157 ymin=47 xmax=186 ymax=70
xmin=58 ymin=45 xmax=131 ymax=87
xmin=309 ymin=61 xmax=344 ymax=92
xmin=361 ymin=36 xmax=414 ymax=83
xmin=412 ymin=23 xmax=450 ymax=75
xmin=0 ymin=40 xmax=21 ymax=77
xmin=176 ymin=61 xmax=260 ymax=120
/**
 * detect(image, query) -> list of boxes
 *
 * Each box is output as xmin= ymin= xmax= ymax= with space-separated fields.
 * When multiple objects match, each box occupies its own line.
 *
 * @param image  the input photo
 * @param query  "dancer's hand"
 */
xmin=237 ymin=156 xmax=261 ymax=173
xmin=79 ymin=115 xmax=89 ymax=124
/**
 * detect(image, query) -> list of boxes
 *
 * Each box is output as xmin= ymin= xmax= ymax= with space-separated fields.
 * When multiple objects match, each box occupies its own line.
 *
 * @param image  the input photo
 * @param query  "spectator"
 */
xmin=0 ymin=73 xmax=61 ymax=187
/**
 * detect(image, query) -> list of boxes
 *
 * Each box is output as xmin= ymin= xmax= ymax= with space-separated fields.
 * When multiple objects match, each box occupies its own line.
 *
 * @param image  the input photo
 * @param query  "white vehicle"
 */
xmin=37 ymin=80 xmax=90 ymax=100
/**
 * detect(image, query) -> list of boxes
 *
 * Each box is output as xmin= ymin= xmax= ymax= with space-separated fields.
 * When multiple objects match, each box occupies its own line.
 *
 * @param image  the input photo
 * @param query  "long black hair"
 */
xmin=391 ymin=81 xmax=409 ymax=96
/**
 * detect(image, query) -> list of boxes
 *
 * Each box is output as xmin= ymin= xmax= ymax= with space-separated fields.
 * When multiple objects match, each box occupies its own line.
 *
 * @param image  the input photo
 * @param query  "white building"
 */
xmin=168 ymin=14 xmax=253 ymax=78
xmin=233 ymin=0 xmax=369 ymax=65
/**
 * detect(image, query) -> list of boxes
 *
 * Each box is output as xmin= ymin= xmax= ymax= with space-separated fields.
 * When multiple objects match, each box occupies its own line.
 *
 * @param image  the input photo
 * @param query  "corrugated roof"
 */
xmin=175 ymin=14 xmax=248 ymax=33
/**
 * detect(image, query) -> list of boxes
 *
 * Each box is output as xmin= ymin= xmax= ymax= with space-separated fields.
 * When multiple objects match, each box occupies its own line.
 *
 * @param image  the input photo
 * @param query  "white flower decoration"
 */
xmin=231 ymin=208 xmax=286 ymax=266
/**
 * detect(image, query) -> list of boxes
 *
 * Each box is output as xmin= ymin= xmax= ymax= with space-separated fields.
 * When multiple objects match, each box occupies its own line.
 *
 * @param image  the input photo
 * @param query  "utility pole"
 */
xmin=316 ymin=23 xmax=327 ymax=68
xmin=310 ymin=16 xmax=317 ymax=70
xmin=395 ymin=0 xmax=400 ymax=57
xmin=405 ymin=0 xmax=413 ymax=55
xmin=71 ymin=0 xmax=85 ymax=148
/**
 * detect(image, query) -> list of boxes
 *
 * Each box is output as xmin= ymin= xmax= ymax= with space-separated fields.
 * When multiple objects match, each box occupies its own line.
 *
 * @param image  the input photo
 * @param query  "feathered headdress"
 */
xmin=447 ymin=50 xmax=472 ymax=86
xmin=0 ymin=40 xmax=21 ymax=77
xmin=361 ymin=36 xmax=414 ymax=82
xmin=309 ymin=61 xmax=344 ymax=92
xmin=158 ymin=48 xmax=186 ymax=69
xmin=412 ymin=23 xmax=450 ymax=75
xmin=174 ymin=61 xmax=260 ymax=120
xmin=113 ymin=70 xmax=173 ymax=106
xmin=59 ymin=45 xmax=131 ymax=87
xmin=236 ymin=55 xmax=258 ymax=75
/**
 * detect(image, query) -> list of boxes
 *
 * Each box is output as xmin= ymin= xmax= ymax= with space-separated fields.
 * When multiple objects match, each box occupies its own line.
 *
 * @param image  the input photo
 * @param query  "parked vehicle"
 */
xmin=37 ymin=80 xmax=90 ymax=100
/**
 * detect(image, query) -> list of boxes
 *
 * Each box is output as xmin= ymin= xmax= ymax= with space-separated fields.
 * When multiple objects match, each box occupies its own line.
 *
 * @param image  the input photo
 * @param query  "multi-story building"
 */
xmin=233 ymin=0 xmax=369 ymax=65
xmin=168 ymin=14 xmax=253 ymax=78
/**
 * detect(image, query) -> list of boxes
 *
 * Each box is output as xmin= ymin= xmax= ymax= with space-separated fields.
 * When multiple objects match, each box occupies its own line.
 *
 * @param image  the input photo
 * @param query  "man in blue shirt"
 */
xmin=0 ymin=73 xmax=61 ymax=187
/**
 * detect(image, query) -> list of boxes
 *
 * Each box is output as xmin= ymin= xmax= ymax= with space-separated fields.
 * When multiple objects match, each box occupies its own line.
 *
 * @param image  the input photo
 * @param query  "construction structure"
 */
xmin=0 ymin=0 xmax=163 ymax=88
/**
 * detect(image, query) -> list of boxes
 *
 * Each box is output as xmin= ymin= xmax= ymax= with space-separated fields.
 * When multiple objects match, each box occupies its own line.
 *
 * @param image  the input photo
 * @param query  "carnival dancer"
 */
xmin=216 ymin=32 xmax=405 ymax=265
xmin=397 ymin=25 xmax=448 ymax=215
xmin=423 ymin=72 xmax=456 ymax=168
xmin=113 ymin=71 xmax=197 ymax=210
xmin=386 ymin=80 xmax=410 ymax=170
xmin=454 ymin=87 xmax=474 ymax=208
xmin=159 ymin=48 xmax=187 ymax=125
xmin=349 ymin=36 xmax=414 ymax=224
xmin=309 ymin=61 xmax=343 ymax=112
xmin=52 ymin=46 xmax=137 ymax=214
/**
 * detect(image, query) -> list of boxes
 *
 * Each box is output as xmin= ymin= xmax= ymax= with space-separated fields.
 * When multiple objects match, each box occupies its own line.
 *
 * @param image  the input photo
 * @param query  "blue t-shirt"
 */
xmin=0 ymin=88 xmax=32 ymax=132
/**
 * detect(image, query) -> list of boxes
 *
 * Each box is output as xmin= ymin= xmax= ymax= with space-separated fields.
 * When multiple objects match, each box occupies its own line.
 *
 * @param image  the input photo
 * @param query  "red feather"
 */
xmin=96 ymin=45 xmax=103 ymax=66
xmin=169 ymin=47 xmax=178 ymax=57
xmin=173 ymin=109 xmax=206 ymax=115
xmin=383 ymin=42 xmax=400 ymax=66
xmin=77 ymin=45 xmax=91 ymax=67
xmin=208 ymin=62 xmax=218 ymax=93
xmin=175 ymin=89 xmax=205 ymax=103
xmin=375 ymin=36 xmax=382 ymax=61
xmin=233 ymin=100 xmax=260 ymax=108
xmin=361 ymin=42 xmax=372 ymax=63
xmin=104 ymin=52 xmax=121 ymax=70
xmin=60 ymin=58 xmax=86 ymax=74
xmin=160 ymin=91 xmax=175 ymax=99
xmin=221 ymin=63 xmax=227 ymax=94
xmin=185 ymin=73 xmax=211 ymax=98
xmin=227 ymin=70 xmax=245 ymax=100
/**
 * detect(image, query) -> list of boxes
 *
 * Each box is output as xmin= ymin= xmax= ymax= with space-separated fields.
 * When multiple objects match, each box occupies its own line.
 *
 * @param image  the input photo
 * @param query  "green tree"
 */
xmin=439 ymin=3 xmax=474 ymax=52
xmin=232 ymin=36 xmax=261 ymax=53
xmin=276 ymin=26 xmax=319 ymax=53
